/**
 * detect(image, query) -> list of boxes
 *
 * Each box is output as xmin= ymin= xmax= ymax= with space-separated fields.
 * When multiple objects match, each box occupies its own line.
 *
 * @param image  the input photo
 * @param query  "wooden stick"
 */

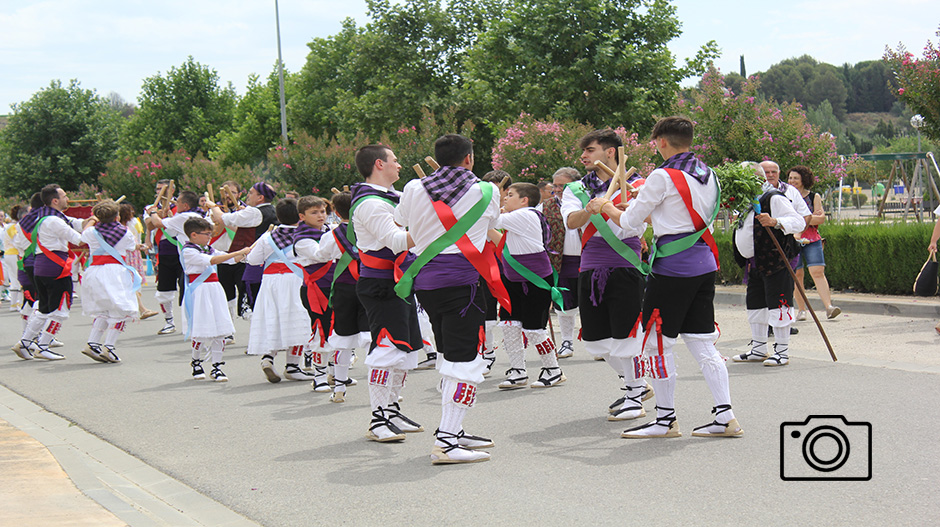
xmin=425 ymin=156 xmax=440 ymax=171
xmin=247 ymin=224 xmax=277 ymax=252
xmin=413 ymin=164 xmax=427 ymax=179
xmin=594 ymin=162 xmax=636 ymax=191
xmin=618 ymin=146 xmax=628 ymax=199
xmin=343 ymin=185 xmax=349 ymax=192
xmin=331 ymin=187 xmax=341 ymax=195
xmin=151 ymin=185 xmax=168 ymax=209
xmin=498 ymin=175 xmax=510 ymax=190
xmin=114 ymin=195 xmax=126 ymax=204
xmin=763 ymin=225 xmax=837 ymax=362
xmin=206 ymin=184 xmax=215 ymax=205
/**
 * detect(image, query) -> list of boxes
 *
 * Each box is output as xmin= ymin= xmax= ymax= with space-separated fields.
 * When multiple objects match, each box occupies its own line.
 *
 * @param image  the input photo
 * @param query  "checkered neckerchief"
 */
xmin=421 ymin=165 xmax=480 ymax=207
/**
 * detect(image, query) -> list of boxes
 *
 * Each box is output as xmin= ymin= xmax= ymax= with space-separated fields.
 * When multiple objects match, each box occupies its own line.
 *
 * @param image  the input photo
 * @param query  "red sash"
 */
xmin=189 ymin=273 xmax=219 ymax=283
xmin=580 ymin=193 xmax=623 ymax=247
xmin=359 ymin=251 xmax=407 ymax=281
xmin=91 ymin=255 xmax=121 ymax=266
xmin=263 ymin=262 xmax=293 ymax=275
xmin=663 ymin=168 xmax=720 ymax=269
xmin=303 ymin=262 xmax=332 ymax=314
xmin=431 ymin=201 xmax=511 ymax=313
xmin=38 ymin=245 xmax=76 ymax=280
xmin=335 ymin=237 xmax=360 ymax=280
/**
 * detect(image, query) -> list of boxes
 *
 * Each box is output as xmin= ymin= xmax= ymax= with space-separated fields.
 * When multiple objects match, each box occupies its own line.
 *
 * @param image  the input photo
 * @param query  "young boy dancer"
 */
xmin=181 ymin=217 xmax=249 ymax=381
xmin=81 ymin=200 xmax=141 ymax=363
xmin=395 ymin=134 xmax=503 ymax=464
xmin=351 ymin=144 xmax=424 ymax=444
xmin=560 ymin=130 xmax=651 ymax=421
xmin=245 ymin=198 xmax=317 ymax=383
xmin=492 ymin=183 xmax=565 ymax=389
xmin=594 ymin=116 xmax=743 ymax=438
xmin=293 ymin=196 xmax=335 ymax=391
xmin=310 ymin=192 xmax=369 ymax=403
xmin=15 ymin=185 xmax=85 ymax=360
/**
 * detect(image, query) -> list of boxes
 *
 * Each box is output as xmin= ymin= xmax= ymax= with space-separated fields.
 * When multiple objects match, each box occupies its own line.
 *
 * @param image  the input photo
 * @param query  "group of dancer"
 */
xmin=8 ymin=114 xmax=848 ymax=465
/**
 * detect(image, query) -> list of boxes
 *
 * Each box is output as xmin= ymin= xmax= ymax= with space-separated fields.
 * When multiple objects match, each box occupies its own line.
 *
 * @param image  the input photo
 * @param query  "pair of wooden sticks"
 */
xmin=595 ymin=146 xmax=637 ymax=201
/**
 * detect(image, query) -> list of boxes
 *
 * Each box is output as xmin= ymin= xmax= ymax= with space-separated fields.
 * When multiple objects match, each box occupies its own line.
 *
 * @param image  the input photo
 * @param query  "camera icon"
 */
xmin=780 ymin=415 xmax=871 ymax=481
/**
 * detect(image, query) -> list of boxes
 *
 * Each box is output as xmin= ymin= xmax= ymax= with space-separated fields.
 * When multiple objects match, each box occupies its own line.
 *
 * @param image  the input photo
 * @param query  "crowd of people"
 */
xmin=2 ymin=115 xmax=844 ymax=464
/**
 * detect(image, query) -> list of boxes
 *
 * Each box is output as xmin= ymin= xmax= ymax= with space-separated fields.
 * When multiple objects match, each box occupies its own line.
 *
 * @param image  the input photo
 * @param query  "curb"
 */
xmin=0 ymin=384 xmax=260 ymax=527
xmin=714 ymin=287 xmax=940 ymax=319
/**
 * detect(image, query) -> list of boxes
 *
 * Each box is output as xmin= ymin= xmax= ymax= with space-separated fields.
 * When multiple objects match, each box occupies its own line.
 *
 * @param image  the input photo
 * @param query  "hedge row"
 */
xmin=709 ymin=221 xmax=935 ymax=295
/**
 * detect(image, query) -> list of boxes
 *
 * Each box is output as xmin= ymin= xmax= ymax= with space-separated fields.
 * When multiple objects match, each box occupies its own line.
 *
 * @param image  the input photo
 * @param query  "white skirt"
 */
xmin=247 ymin=273 xmax=309 ymax=355
xmin=183 ymin=282 xmax=235 ymax=340
xmin=81 ymin=264 xmax=139 ymax=319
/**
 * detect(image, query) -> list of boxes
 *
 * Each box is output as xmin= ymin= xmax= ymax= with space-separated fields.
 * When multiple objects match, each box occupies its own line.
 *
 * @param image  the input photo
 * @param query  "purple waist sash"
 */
xmin=579 ymin=236 xmax=641 ymax=271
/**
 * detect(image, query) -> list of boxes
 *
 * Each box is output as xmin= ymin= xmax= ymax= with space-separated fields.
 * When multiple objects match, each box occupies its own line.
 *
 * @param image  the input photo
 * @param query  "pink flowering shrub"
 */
xmin=680 ymin=70 xmax=844 ymax=187
xmin=100 ymin=150 xmax=263 ymax=211
xmin=492 ymin=113 xmax=658 ymax=182
xmin=884 ymin=26 xmax=940 ymax=141
xmin=266 ymin=108 xmax=475 ymax=195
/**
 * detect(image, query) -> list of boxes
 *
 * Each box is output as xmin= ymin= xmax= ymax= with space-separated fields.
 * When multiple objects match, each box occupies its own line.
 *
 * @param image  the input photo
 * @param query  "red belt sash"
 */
xmin=91 ymin=255 xmax=121 ymax=266
xmin=263 ymin=262 xmax=293 ymax=275
xmin=303 ymin=262 xmax=332 ymax=314
xmin=189 ymin=273 xmax=218 ymax=283
xmin=38 ymin=245 xmax=77 ymax=280
xmin=359 ymin=251 xmax=407 ymax=281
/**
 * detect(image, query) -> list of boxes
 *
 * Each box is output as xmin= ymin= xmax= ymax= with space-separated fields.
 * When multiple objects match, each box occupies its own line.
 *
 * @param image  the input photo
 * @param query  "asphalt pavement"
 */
xmin=1 ymin=284 xmax=939 ymax=526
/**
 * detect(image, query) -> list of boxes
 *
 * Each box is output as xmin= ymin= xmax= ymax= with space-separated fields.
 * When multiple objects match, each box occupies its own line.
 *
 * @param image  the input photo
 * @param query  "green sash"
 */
xmin=348 ymin=194 xmax=399 ymax=247
xmin=500 ymin=244 xmax=567 ymax=312
xmin=394 ymin=182 xmax=493 ymax=299
xmin=567 ymin=182 xmax=646 ymax=273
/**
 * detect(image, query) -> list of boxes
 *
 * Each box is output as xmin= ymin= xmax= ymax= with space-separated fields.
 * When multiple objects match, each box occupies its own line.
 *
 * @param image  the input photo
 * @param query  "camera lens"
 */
xmin=801 ymin=425 xmax=850 ymax=473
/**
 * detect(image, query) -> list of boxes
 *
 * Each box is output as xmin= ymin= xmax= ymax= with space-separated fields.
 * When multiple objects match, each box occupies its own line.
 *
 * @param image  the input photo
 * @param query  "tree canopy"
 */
xmin=0 ymin=80 xmax=121 ymax=196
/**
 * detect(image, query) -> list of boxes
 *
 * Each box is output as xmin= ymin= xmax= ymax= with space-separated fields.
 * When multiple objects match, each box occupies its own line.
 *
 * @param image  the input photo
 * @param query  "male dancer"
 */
xmin=560 ymin=129 xmax=651 ymax=421
xmin=15 ymin=184 xmax=85 ymax=360
xmin=351 ymin=144 xmax=424 ymax=443
xmin=731 ymin=162 xmax=806 ymax=367
xmin=396 ymin=134 xmax=502 ymax=463
xmin=594 ymin=115 xmax=743 ymax=438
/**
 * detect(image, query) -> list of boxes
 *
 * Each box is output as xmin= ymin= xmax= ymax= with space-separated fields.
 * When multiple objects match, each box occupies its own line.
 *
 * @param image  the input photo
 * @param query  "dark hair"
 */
xmin=221 ymin=180 xmax=240 ymax=193
xmin=434 ymin=134 xmax=473 ymax=167
xmin=156 ymin=179 xmax=172 ymax=186
xmin=650 ymin=116 xmax=694 ymax=149
xmin=40 ymin=184 xmax=61 ymax=207
xmin=509 ymin=182 xmax=541 ymax=207
xmin=482 ymin=170 xmax=511 ymax=186
xmin=536 ymin=181 xmax=551 ymax=190
xmin=579 ymin=129 xmax=623 ymax=163
xmin=177 ymin=190 xmax=199 ymax=210
xmin=297 ymin=195 xmax=329 ymax=215
xmin=332 ymin=192 xmax=352 ymax=220
xmin=788 ymin=165 xmax=815 ymax=189
xmin=355 ymin=144 xmax=391 ymax=178
xmin=29 ymin=192 xmax=42 ymax=210
xmin=9 ymin=205 xmax=21 ymax=220
xmin=183 ymin=217 xmax=212 ymax=237
xmin=119 ymin=203 xmax=135 ymax=224
xmin=276 ymin=197 xmax=298 ymax=224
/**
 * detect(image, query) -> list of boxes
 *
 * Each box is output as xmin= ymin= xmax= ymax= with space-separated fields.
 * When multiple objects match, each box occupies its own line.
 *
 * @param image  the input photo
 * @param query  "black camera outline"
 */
xmin=780 ymin=415 xmax=872 ymax=481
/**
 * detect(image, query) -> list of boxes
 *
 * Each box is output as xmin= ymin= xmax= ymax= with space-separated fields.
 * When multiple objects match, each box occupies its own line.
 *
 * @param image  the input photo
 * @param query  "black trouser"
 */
xmin=356 ymin=277 xmax=422 ymax=353
xmin=642 ymin=272 xmax=716 ymax=338
xmin=415 ymin=284 xmax=486 ymax=363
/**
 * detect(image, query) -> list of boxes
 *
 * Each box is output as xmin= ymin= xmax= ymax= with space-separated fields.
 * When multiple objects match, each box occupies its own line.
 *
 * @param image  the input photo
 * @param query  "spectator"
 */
xmin=788 ymin=166 xmax=840 ymax=320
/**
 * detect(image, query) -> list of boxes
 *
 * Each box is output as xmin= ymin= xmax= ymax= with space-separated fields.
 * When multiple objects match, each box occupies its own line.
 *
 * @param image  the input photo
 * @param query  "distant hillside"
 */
xmin=0 ymin=115 xmax=7 ymax=131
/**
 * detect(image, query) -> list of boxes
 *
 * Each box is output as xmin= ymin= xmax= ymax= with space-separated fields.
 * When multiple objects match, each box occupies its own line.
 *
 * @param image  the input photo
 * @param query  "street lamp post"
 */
xmin=275 ymin=0 xmax=289 ymax=147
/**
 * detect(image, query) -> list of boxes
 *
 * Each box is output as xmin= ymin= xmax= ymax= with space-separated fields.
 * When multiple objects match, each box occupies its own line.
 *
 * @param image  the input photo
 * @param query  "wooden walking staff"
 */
xmin=413 ymin=164 xmax=427 ymax=179
xmin=762 ymin=225 xmax=837 ymax=362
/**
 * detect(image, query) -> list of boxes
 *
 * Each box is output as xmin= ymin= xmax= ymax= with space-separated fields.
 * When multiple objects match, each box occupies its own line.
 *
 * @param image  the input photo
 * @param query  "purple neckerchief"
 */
xmin=581 ymin=171 xmax=608 ymax=198
xmin=659 ymin=151 xmax=711 ymax=184
xmin=334 ymin=223 xmax=359 ymax=260
xmin=294 ymin=223 xmax=327 ymax=243
xmin=20 ymin=206 xmax=67 ymax=233
xmin=271 ymin=225 xmax=295 ymax=249
xmin=531 ymin=208 xmax=551 ymax=248
xmin=95 ymin=221 xmax=127 ymax=247
xmin=350 ymin=182 xmax=400 ymax=205
xmin=190 ymin=207 xmax=207 ymax=217
xmin=183 ymin=241 xmax=214 ymax=255
xmin=422 ymin=165 xmax=479 ymax=207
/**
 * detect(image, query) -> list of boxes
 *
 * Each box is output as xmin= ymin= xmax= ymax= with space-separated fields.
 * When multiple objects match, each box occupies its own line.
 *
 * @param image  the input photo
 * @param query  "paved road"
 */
xmin=1 ymin=286 xmax=938 ymax=526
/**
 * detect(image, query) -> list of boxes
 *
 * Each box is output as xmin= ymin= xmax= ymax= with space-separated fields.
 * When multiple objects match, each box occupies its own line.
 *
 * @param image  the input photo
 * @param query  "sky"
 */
xmin=1 ymin=0 xmax=938 ymax=113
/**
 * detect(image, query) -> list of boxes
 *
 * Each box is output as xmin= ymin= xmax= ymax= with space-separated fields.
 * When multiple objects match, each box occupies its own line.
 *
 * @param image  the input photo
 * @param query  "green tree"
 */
xmin=0 ymin=80 xmax=122 ymax=196
xmin=290 ymin=0 xmax=487 ymax=140
xmin=122 ymin=56 xmax=237 ymax=156
xmin=462 ymin=0 xmax=718 ymax=133
xmin=213 ymin=70 xmax=290 ymax=167
xmin=885 ymin=26 xmax=940 ymax=141
xmin=806 ymin=100 xmax=854 ymax=155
